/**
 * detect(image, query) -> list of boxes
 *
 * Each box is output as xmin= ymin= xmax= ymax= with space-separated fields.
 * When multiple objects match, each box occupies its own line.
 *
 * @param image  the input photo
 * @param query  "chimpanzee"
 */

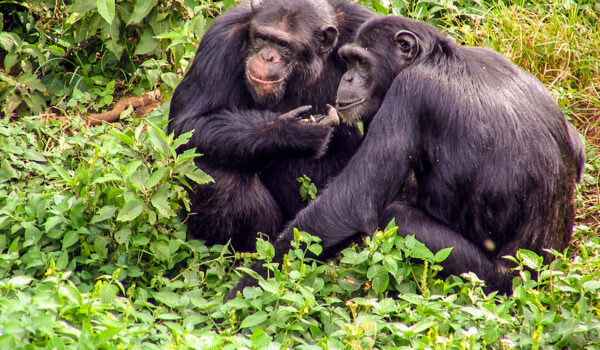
xmin=168 ymin=0 xmax=373 ymax=251
xmin=231 ymin=16 xmax=584 ymax=295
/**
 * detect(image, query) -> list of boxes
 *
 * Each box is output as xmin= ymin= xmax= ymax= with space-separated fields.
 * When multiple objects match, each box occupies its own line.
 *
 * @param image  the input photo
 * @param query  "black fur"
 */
xmin=168 ymin=0 xmax=373 ymax=251
xmin=232 ymin=16 xmax=584 ymax=295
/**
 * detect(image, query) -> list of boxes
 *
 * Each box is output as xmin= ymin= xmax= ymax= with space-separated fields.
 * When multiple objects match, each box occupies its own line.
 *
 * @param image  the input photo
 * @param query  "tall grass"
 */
xmin=445 ymin=1 xmax=600 ymax=138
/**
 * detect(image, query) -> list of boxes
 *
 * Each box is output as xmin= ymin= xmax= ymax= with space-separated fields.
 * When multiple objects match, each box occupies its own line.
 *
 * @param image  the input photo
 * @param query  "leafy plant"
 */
xmin=297 ymin=174 xmax=318 ymax=202
xmin=0 ymin=0 xmax=599 ymax=348
xmin=0 ymin=0 xmax=227 ymax=117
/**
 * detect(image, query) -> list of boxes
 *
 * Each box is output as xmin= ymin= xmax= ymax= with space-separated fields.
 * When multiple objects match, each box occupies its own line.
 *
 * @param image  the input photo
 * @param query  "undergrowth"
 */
xmin=0 ymin=0 xmax=599 ymax=348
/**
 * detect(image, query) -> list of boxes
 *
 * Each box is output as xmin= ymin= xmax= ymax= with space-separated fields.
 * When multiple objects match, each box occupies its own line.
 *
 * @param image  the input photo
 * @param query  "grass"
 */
xmin=0 ymin=0 xmax=599 ymax=348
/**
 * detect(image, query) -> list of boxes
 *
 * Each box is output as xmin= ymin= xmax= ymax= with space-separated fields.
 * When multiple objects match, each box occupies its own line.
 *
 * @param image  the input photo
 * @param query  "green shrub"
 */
xmin=0 ymin=0 xmax=599 ymax=348
xmin=0 ymin=0 xmax=230 ymax=117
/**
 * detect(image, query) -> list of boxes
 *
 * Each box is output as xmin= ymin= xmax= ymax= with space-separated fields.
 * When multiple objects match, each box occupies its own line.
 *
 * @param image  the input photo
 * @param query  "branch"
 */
xmin=86 ymin=90 xmax=162 ymax=126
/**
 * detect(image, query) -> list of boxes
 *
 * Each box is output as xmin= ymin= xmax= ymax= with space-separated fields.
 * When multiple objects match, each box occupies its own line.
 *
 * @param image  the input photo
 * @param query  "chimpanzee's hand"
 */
xmin=311 ymin=104 xmax=340 ymax=127
xmin=279 ymin=105 xmax=313 ymax=121
xmin=279 ymin=105 xmax=339 ymax=128
xmin=276 ymin=104 xmax=335 ymax=158
xmin=298 ymin=104 xmax=340 ymax=127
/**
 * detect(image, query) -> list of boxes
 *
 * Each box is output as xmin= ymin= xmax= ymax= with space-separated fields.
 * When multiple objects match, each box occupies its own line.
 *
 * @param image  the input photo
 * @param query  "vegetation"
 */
xmin=0 ymin=0 xmax=599 ymax=348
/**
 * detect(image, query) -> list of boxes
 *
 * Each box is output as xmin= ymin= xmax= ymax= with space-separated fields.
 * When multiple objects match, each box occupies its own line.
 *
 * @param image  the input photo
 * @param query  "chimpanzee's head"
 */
xmin=245 ymin=0 xmax=339 ymax=106
xmin=336 ymin=16 xmax=451 ymax=125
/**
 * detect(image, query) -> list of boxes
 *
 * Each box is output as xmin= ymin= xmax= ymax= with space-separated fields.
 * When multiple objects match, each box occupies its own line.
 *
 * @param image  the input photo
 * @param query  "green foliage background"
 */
xmin=0 ymin=0 xmax=599 ymax=348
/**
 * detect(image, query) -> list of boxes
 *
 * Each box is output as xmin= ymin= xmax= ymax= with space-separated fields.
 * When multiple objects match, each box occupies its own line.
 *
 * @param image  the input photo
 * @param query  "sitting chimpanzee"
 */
xmin=168 ymin=0 xmax=373 ymax=251
xmin=231 ymin=16 xmax=585 ymax=296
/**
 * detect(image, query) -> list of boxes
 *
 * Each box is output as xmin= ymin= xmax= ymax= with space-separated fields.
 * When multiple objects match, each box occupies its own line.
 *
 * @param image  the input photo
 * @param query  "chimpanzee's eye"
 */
xmin=398 ymin=41 xmax=410 ymax=52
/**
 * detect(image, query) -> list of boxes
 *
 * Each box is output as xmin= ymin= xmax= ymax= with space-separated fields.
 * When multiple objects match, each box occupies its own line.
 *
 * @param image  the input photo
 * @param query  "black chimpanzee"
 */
xmin=168 ymin=0 xmax=373 ymax=251
xmin=231 ymin=16 xmax=585 ymax=295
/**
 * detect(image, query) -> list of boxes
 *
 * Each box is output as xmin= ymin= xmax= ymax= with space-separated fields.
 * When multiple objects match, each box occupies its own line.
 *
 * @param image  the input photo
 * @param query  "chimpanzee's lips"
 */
xmin=336 ymin=99 xmax=364 ymax=110
xmin=248 ymin=73 xmax=284 ymax=85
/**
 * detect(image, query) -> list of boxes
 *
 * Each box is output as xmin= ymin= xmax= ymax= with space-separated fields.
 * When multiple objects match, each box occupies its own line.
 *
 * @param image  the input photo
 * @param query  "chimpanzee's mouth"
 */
xmin=248 ymin=74 xmax=285 ymax=85
xmin=336 ymin=99 xmax=364 ymax=110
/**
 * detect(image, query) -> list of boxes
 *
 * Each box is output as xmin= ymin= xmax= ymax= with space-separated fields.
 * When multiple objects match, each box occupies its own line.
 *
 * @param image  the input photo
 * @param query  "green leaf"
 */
xmin=128 ymin=0 xmax=159 ymax=25
xmin=100 ymin=283 xmax=117 ymax=304
xmin=150 ymin=241 xmax=170 ymax=261
xmin=146 ymin=167 xmax=167 ymax=188
xmin=517 ymin=249 xmax=542 ymax=270
xmin=8 ymin=275 xmax=34 ymax=288
xmin=405 ymin=236 xmax=435 ymax=261
xmin=45 ymin=216 xmax=66 ymax=232
xmin=251 ymin=328 xmax=272 ymax=349
xmin=110 ymin=130 xmax=135 ymax=145
xmin=240 ymin=311 xmax=268 ymax=329
xmin=338 ymin=276 xmax=361 ymax=292
xmin=236 ymin=267 xmax=263 ymax=281
xmin=186 ymin=168 xmax=213 ymax=185
xmin=308 ymin=243 xmax=323 ymax=256
xmin=91 ymin=174 xmax=122 ymax=185
xmin=66 ymin=0 xmax=96 ymax=15
xmin=410 ymin=320 xmax=436 ymax=334
xmin=0 ymin=158 xmax=18 ymax=182
xmin=134 ymin=29 xmax=159 ymax=55
xmin=47 ymin=45 xmax=66 ymax=57
xmin=256 ymin=239 xmax=275 ymax=261
xmin=106 ymin=39 xmax=124 ymax=60
xmin=153 ymin=291 xmax=182 ymax=308
xmin=50 ymin=162 xmax=73 ymax=185
xmin=434 ymin=247 xmax=454 ymax=262
xmin=62 ymin=230 xmax=79 ymax=250
xmin=95 ymin=326 xmax=125 ymax=348
xmin=130 ymin=166 xmax=149 ymax=190
xmin=23 ymin=149 xmax=46 ymax=162
xmin=117 ymin=200 xmax=144 ymax=222
xmin=59 ymin=284 xmax=83 ymax=305
xmin=151 ymin=183 xmax=175 ymax=218
xmin=91 ymin=206 xmax=117 ymax=223
xmin=0 ymin=32 xmax=21 ymax=51
xmin=382 ymin=256 xmax=398 ymax=277
xmin=372 ymin=251 xmax=384 ymax=263
xmin=97 ymin=0 xmax=116 ymax=24
xmin=22 ymin=74 xmax=47 ymax=93
xmin=223 ymin=0 xmax=236 ymax=10
xmin=147 ymin=123 xmax=170 ymax=155
xmin=340 ymin=250 xmax=369 ymax=265
xmin=368 ymin=265 xmax=389 ymax=294
xmin=123 ymin=160 xmax=142 ymax=178
xmin=161 ymin=72 xmax=179 ymax=89
xmin=173 ymin=131 xmax=193 ymax=149
xmin=114 ymin=228 xmax=131 ymax=245
xmin=4 ymin=51 xmax=18 ymax=71
xmin=258 ymin=279 xmax=279 ymax=294
xmin=383 ymin=218 xmax=399 ymax=235
xmin=583 ymin=280 xmax=600 ymax=292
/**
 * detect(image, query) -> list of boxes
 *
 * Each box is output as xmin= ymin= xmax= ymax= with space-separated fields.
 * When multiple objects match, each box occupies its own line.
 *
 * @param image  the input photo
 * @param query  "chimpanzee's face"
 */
xmin=245 ymin=1 xmax=338 ymax=107
xmin=245 ymin=24 xmax=298 ymax=106
xmin=336 ymin=26 xmax=421 ymax=125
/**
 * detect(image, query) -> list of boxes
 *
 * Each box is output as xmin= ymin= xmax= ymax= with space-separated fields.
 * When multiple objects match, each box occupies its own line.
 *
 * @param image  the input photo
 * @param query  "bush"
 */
xmin=0 ymin=0 xmax=599 ymax=348
xmin=0 ymin=0 xmax=229 ymax=116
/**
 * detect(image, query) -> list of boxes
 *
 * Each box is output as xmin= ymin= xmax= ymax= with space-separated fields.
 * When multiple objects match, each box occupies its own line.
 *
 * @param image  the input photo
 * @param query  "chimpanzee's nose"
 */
xmin=260 ymin=49 xmax=277 ymax=62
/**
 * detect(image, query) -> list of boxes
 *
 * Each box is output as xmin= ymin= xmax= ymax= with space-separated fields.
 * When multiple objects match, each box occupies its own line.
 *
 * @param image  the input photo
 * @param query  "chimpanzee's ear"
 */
xmin=320 ymin=25 xmax=339 ymax=53
xmin=251 ymin=0 xmax=264 ymax=12
xmin=394 ymin=30 xmax=419 ymax=61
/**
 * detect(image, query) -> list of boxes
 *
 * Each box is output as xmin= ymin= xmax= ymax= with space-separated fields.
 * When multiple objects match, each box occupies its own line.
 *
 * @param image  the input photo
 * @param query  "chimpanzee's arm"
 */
xmin=178 ymin=108 xmax=334 ymax=169
xmin=229 ymin=77 xmax=421 ymax=297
